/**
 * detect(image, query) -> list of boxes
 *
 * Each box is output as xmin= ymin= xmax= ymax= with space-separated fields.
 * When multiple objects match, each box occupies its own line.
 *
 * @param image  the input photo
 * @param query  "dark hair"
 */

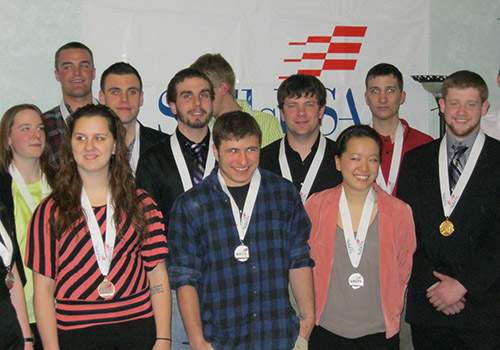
xmin=442 ymin=70 xmax=488 ymax=103
xmin=277 ymin=74 xmax=327 ymax=109
xmin=50 ymin=104 xmax=148 ymax=241
xmin=55 ymin=42 xmax=94 ymax=70
xmin=365 ymin=63 xmax=404 ymax=92
xmin=213 ymin=111 xmax=262 ymax=149
xmin=166 ymin=68 xmax=215 ymax=104
xmin=336 ymin=124 xmax=382 ymax=159
xmin=100 ymin=62 xmax=143 ymax=92
xmin=190 ymin=53 xmax=236 ymax=96
xmin=0 ymin=104 xmax=55 ymax=186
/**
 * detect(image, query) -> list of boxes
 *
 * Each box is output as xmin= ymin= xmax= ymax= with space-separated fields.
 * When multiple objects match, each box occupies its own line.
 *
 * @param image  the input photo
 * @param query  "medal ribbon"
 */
xmin=438 ymin=130 xmax=485 ymax=217
xmin=129 ymin=122 xmax=141 ymax=173
xmin=218 ymin=169 xmax=261 ymax=243
xmin=171 ymin=130 xmax=216 ymax=192
xmin=81 ymin=188 xmax=116 ymax=277
xmin=338 ymin=186 xmax=375 ymax=270
xmin=0 ymin=221 xmax=13 ymax=269
xmin=278 ymin=134 xmax=326 ymax=203
xmin=9 ymin=164 xmax=51 ymax=212
xmin=375 ymin=121 xmax=405 ymax=195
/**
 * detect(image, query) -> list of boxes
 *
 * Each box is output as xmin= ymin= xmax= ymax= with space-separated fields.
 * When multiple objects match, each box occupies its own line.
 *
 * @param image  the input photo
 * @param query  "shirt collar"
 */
xmin=446 ymin=130 xmax=478 ymax=159
xmin=176 ymin=128 xmax=210 ymax=149
xmin=284 ymin=132 xmax=321 ymax=155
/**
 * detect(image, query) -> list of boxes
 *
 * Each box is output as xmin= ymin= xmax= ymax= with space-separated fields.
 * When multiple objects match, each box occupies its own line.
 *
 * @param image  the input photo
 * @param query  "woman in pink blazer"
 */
xmin=306 ymin=125 xmax=416 ymax=350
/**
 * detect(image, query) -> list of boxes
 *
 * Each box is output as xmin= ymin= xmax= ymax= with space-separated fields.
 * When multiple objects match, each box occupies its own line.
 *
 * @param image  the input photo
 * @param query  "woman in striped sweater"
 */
xmin=26 ymin=104 xmax=171 ymax=350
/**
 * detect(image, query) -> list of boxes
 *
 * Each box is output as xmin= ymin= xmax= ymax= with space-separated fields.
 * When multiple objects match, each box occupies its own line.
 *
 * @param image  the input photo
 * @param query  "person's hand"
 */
xmin=440 ymin=298 xmax=466 ymax=315
xmin=291 ymin=335 xmax=308 ymax=350
xmin=426 ymin=271 xmax=467 ymax=311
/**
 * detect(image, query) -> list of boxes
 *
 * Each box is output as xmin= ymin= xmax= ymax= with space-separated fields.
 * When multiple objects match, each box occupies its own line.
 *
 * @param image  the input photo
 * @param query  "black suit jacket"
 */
xmin=136 ymin=135 xmax=184 ymax=227
xmin=138 ymin=123 xmax=169 ymax=157
xmin=397 ymin=135 xmax=500 ymax=330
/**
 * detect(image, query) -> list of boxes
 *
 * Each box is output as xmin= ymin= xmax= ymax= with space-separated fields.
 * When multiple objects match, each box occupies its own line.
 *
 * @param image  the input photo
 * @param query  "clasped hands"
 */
xmin=426 ymin=271 xmax=467 ymax=315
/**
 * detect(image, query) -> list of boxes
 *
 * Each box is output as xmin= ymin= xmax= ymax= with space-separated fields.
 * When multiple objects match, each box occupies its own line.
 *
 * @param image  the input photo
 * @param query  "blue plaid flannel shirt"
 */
xmin=168 ymin=168 xmax=313 ymax=350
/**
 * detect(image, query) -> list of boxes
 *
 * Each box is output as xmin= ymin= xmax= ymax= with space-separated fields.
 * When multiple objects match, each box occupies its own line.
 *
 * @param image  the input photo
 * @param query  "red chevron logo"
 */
xmin=280 ymin=26 xmax=367 ymax=79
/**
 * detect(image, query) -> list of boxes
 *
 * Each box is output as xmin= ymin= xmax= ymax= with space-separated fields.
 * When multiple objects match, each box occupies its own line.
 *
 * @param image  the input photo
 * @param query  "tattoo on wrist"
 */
xmin=150 ymin=284 xmax=164 ymax=295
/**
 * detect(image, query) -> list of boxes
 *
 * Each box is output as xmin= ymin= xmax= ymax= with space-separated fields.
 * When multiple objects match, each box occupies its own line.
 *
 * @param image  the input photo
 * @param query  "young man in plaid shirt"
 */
xmin=168 ymin=111 xmax=314 ymax=350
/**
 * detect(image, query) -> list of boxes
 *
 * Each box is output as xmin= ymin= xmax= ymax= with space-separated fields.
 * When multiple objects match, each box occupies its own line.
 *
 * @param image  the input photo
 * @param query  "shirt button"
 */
xmin=253 ymin=290 xmax=257 ymax=294
xmin=252 ymin=265 xmax=256 ymax=269
xmin=252 ymin=313 xmax=257 ymax=317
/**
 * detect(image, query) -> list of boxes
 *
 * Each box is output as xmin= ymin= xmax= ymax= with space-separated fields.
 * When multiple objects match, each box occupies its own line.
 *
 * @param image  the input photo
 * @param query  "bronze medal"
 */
xmin=98 ymin=278 xmax=115 ymax=299
xmin=5 ymin=269 xmax=14 ymax=289
xmin=439 ymin=218 xmax=454 ymax=236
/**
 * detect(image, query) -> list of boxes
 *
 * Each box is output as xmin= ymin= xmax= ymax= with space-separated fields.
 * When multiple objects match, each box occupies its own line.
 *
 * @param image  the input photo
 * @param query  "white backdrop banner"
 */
xmin=83 ymin=0 xmax=430 ymax=139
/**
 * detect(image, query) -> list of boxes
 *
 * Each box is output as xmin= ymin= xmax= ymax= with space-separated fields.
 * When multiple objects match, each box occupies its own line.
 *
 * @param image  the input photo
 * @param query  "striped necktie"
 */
xmin=449 ymin=144 xmax=467 ymax=192
xmin=190 ymin=142 xmax=205 ymax=184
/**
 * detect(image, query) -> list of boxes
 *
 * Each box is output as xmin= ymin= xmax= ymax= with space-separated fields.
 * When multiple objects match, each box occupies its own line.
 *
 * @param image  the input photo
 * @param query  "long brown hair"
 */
xmin=50 ymin=104 xmax=148 ymax=242
xmin=0 ymin=104 xmax=56 ymax=187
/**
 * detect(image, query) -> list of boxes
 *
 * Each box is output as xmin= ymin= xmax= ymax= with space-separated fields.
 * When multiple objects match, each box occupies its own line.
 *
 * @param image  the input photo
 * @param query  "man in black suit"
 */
xmin=397 ymin=70 xmax=500 ymax=349
xmin=99 ymin=62 xmax=167 ymax=172
xmin=135 ymin=68 xmax=215 ymax=350
xmin=136 ymin=68 xmax=215 ymax=225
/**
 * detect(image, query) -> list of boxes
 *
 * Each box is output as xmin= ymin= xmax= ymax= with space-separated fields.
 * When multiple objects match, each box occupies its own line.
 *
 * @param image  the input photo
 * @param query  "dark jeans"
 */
xmin=58 ymin=316 xmax=156 ymax=350
xmin=309 ymin=325 xmax=399 ymax=350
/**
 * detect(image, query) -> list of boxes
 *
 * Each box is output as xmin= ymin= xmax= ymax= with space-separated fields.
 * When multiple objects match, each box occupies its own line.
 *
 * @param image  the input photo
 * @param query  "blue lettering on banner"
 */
xmin=345 ymin=88 xmax=361 ymax=126
xmin=158 ymin=90 xmax=174 ymax=117
xmin=157 ymin=87 xmax=362 ymax=134
xmin=238 ymin=89 xmax=253 ymax=109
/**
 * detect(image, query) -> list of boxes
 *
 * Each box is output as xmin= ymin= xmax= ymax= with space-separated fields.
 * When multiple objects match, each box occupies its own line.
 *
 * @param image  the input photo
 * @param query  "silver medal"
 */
xmin=348 ymin=272 xmax=364 ymax=289
xmin=234 ymin=244 xmax=250 ymax=262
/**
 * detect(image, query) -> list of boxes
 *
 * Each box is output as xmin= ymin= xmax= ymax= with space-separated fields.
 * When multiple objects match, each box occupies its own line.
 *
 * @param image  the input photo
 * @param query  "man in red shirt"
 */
xmin=365 ymin=63 xmax=433 ymax=195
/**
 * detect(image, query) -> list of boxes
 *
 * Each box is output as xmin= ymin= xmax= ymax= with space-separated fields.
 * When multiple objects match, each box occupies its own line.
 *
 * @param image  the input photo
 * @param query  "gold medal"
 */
xmin=440 ymin=218 xmax=454 ymax=236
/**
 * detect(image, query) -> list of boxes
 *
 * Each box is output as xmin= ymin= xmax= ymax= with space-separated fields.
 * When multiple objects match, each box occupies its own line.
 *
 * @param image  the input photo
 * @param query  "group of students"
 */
xmin=0 ymin=40 xmax=498 ymax=350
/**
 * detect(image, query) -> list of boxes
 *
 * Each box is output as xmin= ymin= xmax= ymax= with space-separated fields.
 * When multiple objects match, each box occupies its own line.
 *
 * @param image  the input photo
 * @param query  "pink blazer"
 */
xmin=305 ymin=183 xmax=416 ymax=338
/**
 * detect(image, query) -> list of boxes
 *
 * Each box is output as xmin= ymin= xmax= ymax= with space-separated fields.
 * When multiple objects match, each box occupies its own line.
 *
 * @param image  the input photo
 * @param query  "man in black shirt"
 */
xmin=260 ymin=74 xmax=342 ymax=202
